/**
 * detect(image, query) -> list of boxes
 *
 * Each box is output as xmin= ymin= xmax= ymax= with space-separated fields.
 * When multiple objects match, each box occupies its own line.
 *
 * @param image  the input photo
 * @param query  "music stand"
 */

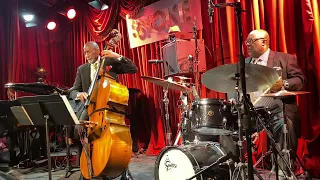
xmin=0 ymin=100 xmax=19 ymax=133
xmin=12 ymin=94 xmax=80 ymax=180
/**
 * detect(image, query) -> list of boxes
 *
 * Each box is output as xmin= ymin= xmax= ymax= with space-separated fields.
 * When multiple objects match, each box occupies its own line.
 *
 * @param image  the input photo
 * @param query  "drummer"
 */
xmin=243 ymin=29 xmax=305 ymax=177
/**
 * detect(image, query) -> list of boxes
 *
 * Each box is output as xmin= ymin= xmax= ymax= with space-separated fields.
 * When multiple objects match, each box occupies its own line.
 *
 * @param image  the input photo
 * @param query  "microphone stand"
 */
xmin=192 ymin=17 xmax=200 ymax=96
xmin=212 ymin=2 xmax=254 ymax=180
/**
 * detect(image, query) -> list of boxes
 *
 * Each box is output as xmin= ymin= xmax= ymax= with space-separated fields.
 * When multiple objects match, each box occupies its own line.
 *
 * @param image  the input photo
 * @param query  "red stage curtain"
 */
xmin=0 ymin=0 xmax=87 ymax=97
xmin=85 ymin=0 xmax=121 ymax=42
xmin=119 ymin=0 xmax=147 ymax=18
xmin=1 ymin=0 xmax=320 ymax=175
xmin=0 ymin=5 xmax=8 ymax=99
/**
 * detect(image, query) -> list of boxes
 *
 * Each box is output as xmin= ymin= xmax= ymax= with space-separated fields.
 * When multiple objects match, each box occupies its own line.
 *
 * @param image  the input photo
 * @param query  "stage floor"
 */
xmin=0 ymin=152 xmax=316 ymax=180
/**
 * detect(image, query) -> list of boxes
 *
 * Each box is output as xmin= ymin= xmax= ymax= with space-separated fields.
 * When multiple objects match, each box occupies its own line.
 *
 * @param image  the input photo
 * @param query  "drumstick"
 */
xmin=253 ymin=77 xmax=281 ymax=105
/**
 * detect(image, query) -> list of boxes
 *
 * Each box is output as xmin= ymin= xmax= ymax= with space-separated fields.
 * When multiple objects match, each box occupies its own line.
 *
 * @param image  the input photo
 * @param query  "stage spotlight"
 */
xmin=58 ymin=6 xmax=77 ymax=20
xmin=66 ymin=8 xmax=76 ymax=19
xmin=47 ymin=21 xmax=56 ymax=30
xmin=23 ymin=14 xmax=34 ymax=22
xmin=88 ymin=0 xmax=109 ymax=11
xmin=23 ymin=15 xmax=36 ymax=27
xmin=21 ymin=9 xmax=37 ymax=27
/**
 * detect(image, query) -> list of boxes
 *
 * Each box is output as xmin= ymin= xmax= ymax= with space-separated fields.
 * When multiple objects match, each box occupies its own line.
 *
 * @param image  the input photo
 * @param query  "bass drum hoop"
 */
xmin=154 ymin=146 xmax=203 ymax=180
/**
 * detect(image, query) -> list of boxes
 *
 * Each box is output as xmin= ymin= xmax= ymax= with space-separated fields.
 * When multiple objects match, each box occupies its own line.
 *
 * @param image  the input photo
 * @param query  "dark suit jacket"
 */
xmin=68 ymin=56 xmax=137 ymax=118
xmin=245 ymin=50 xmax=305 ymax=90
xmin=246 ymin=50 xmax=306 ymax=136
xmin=69 ymin=56 xmax=138 ymax=100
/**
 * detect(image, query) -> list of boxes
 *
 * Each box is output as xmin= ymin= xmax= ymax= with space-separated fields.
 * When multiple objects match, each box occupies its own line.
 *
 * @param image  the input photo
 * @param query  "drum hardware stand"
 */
xmin=64 ymin=126 xmax=80 ymax=178
xmin=247 ymin=102 xmax=299 ymax=180
xmin=273 ymin=67 xmax=295 ymax=176
xmin=233 ymin=73 xmax=246 ymax=180
xmin=211 ymin=2 xmax=254 ymax=179
xmin=163 ymin=86 xmax=172 ymax=146
xmin=230 ymin=74 xmax=263 ymax=180
xmin=269 ymin=96 xmax=310 ymax=180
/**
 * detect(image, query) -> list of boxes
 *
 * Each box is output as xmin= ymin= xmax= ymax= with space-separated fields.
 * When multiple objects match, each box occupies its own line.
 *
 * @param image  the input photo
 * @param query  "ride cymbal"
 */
xmin=201 ymin=63 xmax=279 ymax=93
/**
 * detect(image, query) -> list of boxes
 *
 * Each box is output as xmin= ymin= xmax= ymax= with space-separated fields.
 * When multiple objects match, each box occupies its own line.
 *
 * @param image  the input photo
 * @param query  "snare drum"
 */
xmin=189 ymin=98 xmax=236 ymax=137
xmin=154 ymin=142 xmax=232 ymax=180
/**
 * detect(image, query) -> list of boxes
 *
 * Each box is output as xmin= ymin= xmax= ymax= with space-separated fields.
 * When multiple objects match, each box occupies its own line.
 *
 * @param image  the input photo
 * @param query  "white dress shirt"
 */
xmin=252 ymin=48 xmax=270 ymax=66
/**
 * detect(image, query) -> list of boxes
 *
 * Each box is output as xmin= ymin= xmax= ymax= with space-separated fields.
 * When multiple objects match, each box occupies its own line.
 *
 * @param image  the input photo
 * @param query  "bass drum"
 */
xmin=154 ymin=142 xmax=232 ymax=180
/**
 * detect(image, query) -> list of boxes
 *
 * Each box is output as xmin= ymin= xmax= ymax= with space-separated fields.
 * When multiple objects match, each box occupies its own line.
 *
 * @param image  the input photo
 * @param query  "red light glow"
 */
xmin=67 ymin=8 xmax=76 ymax=20
xmin=47 ymin=21 xmax=56 ymax=30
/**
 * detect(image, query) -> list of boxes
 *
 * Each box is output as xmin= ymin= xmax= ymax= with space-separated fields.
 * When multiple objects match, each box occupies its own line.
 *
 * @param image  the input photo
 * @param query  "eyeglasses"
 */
xmin=245 ymin=38 xmax=265 ymax=45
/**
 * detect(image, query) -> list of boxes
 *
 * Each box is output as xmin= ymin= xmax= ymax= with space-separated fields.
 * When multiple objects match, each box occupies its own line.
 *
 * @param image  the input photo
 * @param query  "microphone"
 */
xmin=148 ymin=59 xmax=163 ymax=63
xmin=208 ymin=0 xmax=213 ymax=23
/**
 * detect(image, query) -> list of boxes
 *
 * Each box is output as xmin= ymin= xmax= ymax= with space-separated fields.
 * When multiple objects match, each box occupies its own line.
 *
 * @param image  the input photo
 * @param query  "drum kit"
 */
xmin=143 ymin=62 xmax=311 ymax=180
xmin=141 ymin=2 xmax=311 ymax=180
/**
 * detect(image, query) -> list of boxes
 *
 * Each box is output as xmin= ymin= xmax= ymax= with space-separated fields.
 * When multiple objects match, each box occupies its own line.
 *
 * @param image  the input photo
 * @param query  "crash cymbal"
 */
xmin=141 ymin=76 xmax=190 ymax=92
xmin=201 ymin=63 xmax=279 ymax=93
xmin=262 ymin=90 xmax=310 ymax=98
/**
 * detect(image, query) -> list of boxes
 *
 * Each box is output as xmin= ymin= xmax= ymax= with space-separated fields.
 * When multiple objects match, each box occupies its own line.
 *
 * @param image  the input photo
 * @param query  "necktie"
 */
xmin=93 ymin=63 xmax=98 ymax=71
xmin=91 ymin=63 xmax=99 ymax=82
xmin=253 ymin=58 xmax=262 ymax=64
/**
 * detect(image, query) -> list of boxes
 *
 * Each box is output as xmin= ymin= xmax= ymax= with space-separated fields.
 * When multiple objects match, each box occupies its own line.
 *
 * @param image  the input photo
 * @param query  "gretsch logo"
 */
xmin=164 ymin=155 xmax=177 ymax=171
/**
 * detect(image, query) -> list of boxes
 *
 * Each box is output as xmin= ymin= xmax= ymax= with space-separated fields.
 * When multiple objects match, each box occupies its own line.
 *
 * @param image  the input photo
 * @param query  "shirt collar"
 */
xmin=252 ymin=48 xmax=270 ymax=63
xmin=90 ymin=56 xmax=101 ymax=66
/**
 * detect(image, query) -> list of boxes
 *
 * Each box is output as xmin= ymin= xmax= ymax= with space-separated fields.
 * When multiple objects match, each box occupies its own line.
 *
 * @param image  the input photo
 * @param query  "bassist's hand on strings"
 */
xmin=101 ymin=49 xmax=122 ymax=59
xmin=77 ymin=92 xmax=88 ymax=104
xmin=80 ymin=121 xmax=98 ymax=128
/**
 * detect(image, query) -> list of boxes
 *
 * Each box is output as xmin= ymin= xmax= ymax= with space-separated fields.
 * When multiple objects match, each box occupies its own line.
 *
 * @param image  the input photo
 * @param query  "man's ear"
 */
xmin=262 ymin=39 xmax=267 ymax=46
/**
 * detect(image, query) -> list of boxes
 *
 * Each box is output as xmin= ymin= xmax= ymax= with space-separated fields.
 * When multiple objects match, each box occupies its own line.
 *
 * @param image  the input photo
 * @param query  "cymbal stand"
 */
xmin=273 ymin=67 xmax=293 ymax=172
xmin=231 ymin=73 xmax=263 ymax=180
xmin=233 ymin=73 xmax=246 ymax=180
xmin=271 ymin=95 xmax=310 ymax=179
xmin=163 ymin=85 xmax=172 ymax=146
xmin=281 ymin=96 xmax=292 ymax=175
xmin=247 ymin=101 xmax=298 ymax=180
xmin=211 ymin=2 xmax=254 ymax=179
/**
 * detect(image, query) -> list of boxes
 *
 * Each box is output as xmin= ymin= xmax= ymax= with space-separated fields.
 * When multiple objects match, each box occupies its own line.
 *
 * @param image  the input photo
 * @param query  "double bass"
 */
xmin=79 ymin=29 xmax=132 ymax=179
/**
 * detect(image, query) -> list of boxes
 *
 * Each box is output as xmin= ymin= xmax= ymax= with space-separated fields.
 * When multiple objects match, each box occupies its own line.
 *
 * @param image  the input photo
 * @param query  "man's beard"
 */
xmin=88 ymin=58 xmax=97 ymax=64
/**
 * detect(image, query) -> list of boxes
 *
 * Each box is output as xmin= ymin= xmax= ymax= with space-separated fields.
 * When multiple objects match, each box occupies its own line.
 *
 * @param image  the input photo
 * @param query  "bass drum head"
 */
xmin=154 ymin=142 xmax=232 ymax=180
xmin=154 ymin=146 xmax=202 ymax=180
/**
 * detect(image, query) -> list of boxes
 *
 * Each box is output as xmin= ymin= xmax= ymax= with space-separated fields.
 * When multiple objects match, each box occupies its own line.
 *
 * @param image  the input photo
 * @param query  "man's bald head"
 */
xmin=83 ymin=41 xmax=100 ymax=64
xmin=245 ymin=29 xmax=270 ymax=58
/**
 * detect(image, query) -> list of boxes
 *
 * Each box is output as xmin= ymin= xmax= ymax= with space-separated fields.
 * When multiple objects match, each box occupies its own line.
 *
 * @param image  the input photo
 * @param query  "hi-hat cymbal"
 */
xmin=201 ymin=63 xmax=279 ymax=93
xmin=141 ymin=76 xmax=190 ymax=92
xmin=262 ymin=90 xmax=310 ymax=98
